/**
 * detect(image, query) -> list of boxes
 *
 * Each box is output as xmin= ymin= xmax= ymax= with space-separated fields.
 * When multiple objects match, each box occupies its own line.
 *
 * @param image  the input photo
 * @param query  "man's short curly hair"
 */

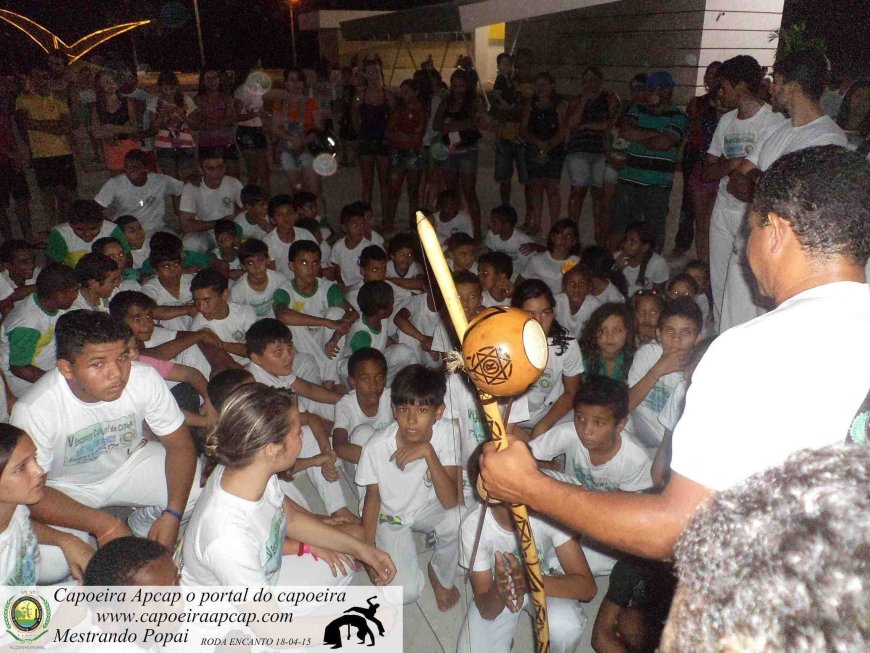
xmin=663 ymin=443 xmax=870 ymax=653
xmin=752 ymin=145 xmax=869 ymax=264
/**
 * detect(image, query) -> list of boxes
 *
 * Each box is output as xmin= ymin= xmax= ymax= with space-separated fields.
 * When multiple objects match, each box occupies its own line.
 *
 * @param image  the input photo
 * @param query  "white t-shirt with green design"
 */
xmin=190 ymin=302 xmax=257 ymax=364
xmin=0 ymin=293 xmax=65 ymax=398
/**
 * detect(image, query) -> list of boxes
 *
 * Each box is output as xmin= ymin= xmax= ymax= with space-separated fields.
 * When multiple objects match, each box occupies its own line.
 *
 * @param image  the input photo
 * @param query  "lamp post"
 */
xmin=193 ymin=0 xmax=206 ymax=67
xmin=289 ymin=0 xmax=298 ymax=67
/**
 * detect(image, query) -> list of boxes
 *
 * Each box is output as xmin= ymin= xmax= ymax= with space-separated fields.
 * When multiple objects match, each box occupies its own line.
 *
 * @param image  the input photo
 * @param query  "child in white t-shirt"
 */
xmin=386 ymin=233 xmax=424 ymax=295
xmin=332 ymin=348 xmax=395 ymax=498
xmin=516 ymin=219 xmax=581 ymax=296
xmin=234 ymin=184 xmax=272 ymax=241
xmin=615 ymin=222 xmax=669 ymax=297
xmin=457 ymin=447 xmax=596 ymax=653
xmin=357 ymin=201 xmax=384 ymax=248
xmin=512 ymin=279 xmax=585 ymax=437
xmin=46 ymin=199 xmax=129 ymax=268
xmin=177 ymin=153 xmax=244 ymax=253
xmin=0 ymin=424 xmax=95 ymax=584
xmin=434 ymin=189 xmax=473 ymax=246
xmin=115 ymin=215 xmax=150 ymax=273
xmin=273 ymin=239 xmax=357 ymax=381
xmin=189 ymin=269 xmax=258 ymax=364
xmin=627 ymin=297 xmax=703 ymax=448
xmin=262 ymin=194 xmax=319 ymax=279
xmin=667 ymin=272 xmax=710 ymax=338
xmin=141 ymin=243 xmax=197 ymax=331
xmin=244 ymin=318 xmax=353 ymax=521
xmin=477 ymin=251 xmax=513 ymax=307
xmin=446 ymin=232 xmax=478 ymax=274
xmin=555 ymin=262 xmax=601 ymax=339
xmin=181 ymin=383 xmax=395 ymax=587
xmin=580 ymin=245 xmax=627 ymax=305
xmin=484 ymin=204 xmax=533 ymax=279
xmin=394 ymin=276 xmax=448 ymax=368
xmin=71 ymin=253 xmax=121 ymax=312
xmin=530 ymin=376 xmax=652 ymax=492
xmin=345 ymin=245 xmax=413 ymax=309
xmin=685 ymin=260 xmax=713 ymax=334
xmin=210 ymin=219 xmax=244 ymax=280
xmin=357 ymin=365 xmax=462 ymax=610
xmin=330 ymin=203 xmax=371 ymax=289
xmin=229 ymin=239 xmax=288 ymax=318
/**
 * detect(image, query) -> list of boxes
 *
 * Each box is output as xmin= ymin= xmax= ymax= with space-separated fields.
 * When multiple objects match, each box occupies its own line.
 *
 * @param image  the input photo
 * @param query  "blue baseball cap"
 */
xmin=645 ymin=71 xmax=675 ymax=89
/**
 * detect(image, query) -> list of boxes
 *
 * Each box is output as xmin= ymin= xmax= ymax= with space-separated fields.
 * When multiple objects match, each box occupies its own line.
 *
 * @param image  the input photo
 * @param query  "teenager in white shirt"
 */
xmin=433 ymin=189 xmax=474 ymax=246
xmin=140 ymin=245 xmax=196 ymax=331
xmin=94 ymin=149 xmax=184 ymax=234
xmin=484 ymin=205 xmax=533 ymax=279
xmin=329 ymin=204 xmax=371 ymax=289
xmin=616 ymin=222 xmax=669 ymax=297
xmin=229 ymin=239 xmax=288 ymax=318
xmin=234 ymin=185 xmax=273 ymax=241
xmin=554 ymin=263 xmax=601 ymax=338
xmin=189 ymin=269 xmax=257 ymax=365
xmin=71 ymin=253 xmax=120 ymax=313
xmin=178 ymin=151 xmax=244 ymax=252
xmin=0 ymin=424 xmax=95 ymax=584
xmin=516 ymin=219 xmax=581 ymax=296
xmin=11 ymin=310 xmax=201 ymax=583
xmin=262 ymin=194 xmax=318 ymax=279
xmin=181 ymin=383 xmax=395 ymax=587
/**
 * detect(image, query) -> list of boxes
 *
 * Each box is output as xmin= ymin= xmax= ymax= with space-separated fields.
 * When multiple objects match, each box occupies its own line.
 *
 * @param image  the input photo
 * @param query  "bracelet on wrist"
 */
xmin=161 ymin=508 xmax=183 ymax=522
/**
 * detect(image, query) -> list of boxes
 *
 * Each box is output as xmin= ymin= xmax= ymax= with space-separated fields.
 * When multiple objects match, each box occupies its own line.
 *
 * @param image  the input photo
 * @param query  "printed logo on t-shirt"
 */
xmin=264 ymin=507 xmax=285 ymax=577
xmin=643 ymin=382 xmax=672 ymax=414
xmin=423 ymin=468 xmax=433 ymax=488
xmin=63 ymin=414 xmax=139 ymax=467
xmin=232 ymin=329 xmax=245 ymax=342
xmin=222 ymin=197 xmax=233 ymax=208
xmin=534 ymin=370 xmax=553 ymax=391
xmin=252 ymin=298 xmax=273 ymax=318
xmin=572 ymin=464 xmax=620 ymax=492
xmin=5 ymin=528 xmax=37 ymax=585
xmin=723 ymin=133 xmax=758 ymax=159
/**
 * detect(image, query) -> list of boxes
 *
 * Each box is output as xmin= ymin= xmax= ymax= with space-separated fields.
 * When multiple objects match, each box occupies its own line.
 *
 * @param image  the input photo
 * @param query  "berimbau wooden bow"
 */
xmin=416 ymin=212 xmax=551 ymax=653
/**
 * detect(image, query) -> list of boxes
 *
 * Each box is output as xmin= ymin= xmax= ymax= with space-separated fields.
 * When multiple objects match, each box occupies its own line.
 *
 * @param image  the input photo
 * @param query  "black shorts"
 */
xmin=357 ymin=136 xmax=390 ymax=158
xmin=236 ymin=125 xmax=268 ymax=151
xmin=32 ymin=154 xmax=77 ymax=190
xmin=0 ymin=159 xmax=31 ymax=202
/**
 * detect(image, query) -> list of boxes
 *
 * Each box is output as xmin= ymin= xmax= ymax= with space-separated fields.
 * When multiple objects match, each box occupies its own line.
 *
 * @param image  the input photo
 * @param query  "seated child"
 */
xmin=92 ymin=236 xmax=140 ymax=290
xmin=72 ymin=253 xmax=120 ymax=311
xmin=484 ymin=204 xmax=533 ymax=279
xmin=234 ymin=184 xmax=272 ymax=241
xmin=46 ymin=199 xmax=129 ymax=268
xmin=0 ymin=423 xmax=95 ymax=584
xmin=591 ymin=555 xmax=677 ymax=653
xmin=356 ymin=364 xmax=462 ymax=609
xmin=329 ymin=202 xmax=371 ymax=289
xmin=83 ymin=536 xmax=176 ymax=586
xmin=554 ymin=262 xmax=600 ymax=338
xmin=579 ymin=303 xmax=636 ymax=382
xmin=190 ymin=269 xmax=258 ymax=364
xmin=181 ymin=383 xmax=394 ymax=586
xmin=517 ymin=219 xmax=581 ymax=296
xmin=139 ymin=231 xmax=214 ymax=278
xmin=433 ymin=189 xmax=473 ymax=246
xmin=141 ymin=238 xmax=197 ymax=330
xmin=615 ymin=222 xmax=669 ymax=297
xmin=667 ymin=272 xmax=708 ymax=337
xmin=530 ymin=376 xmax=652 ymax=493
xmin=293 ymin=190 xmax=333 ymax=244
xmin=339 ymin=281 xmax=416 ymax=383
xmin=446 ymin=232 xmax=477 ymax=274
xmin=631 ymin=290 xmax=665 ymax=348
xmin=652 ymin=337 xmax=715 ymax=489
xmin=386 ymin=233 xmax=424 ymax=293
xmin=684 ymin=260 xmax=713 ymax=333
xmin=115 ymin=215 xmax=149 ymax=272
xmin=0 ymin=264 xmax=79 ymax=398
xmin=274 ymin=239 xmax=357 ymax=379
xmin=244 ymin=319 xmax=352 ymax=520
xmin=332 ymin=348 xmax=395 ymax=496
xmin=210 ymin=219 xmax=244 ymax=280
xmin=457 ymin=446 xmax=596 ymax=653
xmin=627 ymin=296 xmax=703 ymax=447
xmin=229 ymin=239 xmax=288 ymax=318
xmin=511 ymin=279 xmax=584 ymax=437
xmin=0 ymin=239 xmax=39 ymax=309
xmin=346 ymin=245 xmax=413 ymax=309
xmin=394 ymin=276 xmax=448 ymax=368
xmin=262 ymin=194 xmax=318 ymax=279
xmin=477 ymin=251 xmax=513 ymax=307
xmin=177 ymin=149 xmax=243 ymax=252
xmin=580 ymin=245 xmax=627 ymax=304
xmin=356 ymin=200 xmax=384 ymax=248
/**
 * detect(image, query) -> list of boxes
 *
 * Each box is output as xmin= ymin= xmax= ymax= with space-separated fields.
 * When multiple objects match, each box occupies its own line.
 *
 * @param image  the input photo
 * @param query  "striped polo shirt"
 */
xmin=620 ymin=103 xmax=689 ymax=188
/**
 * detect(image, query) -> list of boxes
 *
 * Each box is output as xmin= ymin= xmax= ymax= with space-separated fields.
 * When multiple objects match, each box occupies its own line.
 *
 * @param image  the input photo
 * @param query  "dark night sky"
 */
xmin=0 ymin=0 xmax=867 ymax=74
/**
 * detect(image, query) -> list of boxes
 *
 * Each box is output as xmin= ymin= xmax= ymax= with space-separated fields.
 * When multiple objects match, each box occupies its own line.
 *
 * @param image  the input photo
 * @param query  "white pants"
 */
xmin=38 ymin=441 xmax=203 ymax=583
xmin=708 ymin=197 xmax=743 ymax=332
xmin=719 ymin=235 xmax=766 ymax=333
xmin=277 ymin=553 xmax=356 ymax=589
xmin=293 ymin=351 xmax=335 ymax=422
xmin=341 ymin=424 xmax=378 ymax=507
xmin=377 ymin=499 xmax=462 ymax=604
xmin=457 ymin=593 xmax=586 ymax=653
xmin=279 ymin=426 xmax=347 ymax=516
xmin=292 ymin=307 xmax=347 ymax=381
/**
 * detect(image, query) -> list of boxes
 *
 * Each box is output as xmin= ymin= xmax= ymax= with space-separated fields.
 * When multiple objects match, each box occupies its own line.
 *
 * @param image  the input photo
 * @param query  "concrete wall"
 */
xmin=506 ymin=0 xmax=784 ymax=104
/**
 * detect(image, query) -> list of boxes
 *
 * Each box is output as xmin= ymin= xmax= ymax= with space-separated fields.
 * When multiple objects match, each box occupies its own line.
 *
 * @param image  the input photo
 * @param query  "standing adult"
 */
xmin=521 ymin=72 xmax=567 ymax=237
xmin=564 ymin=66 xmax=620 ymax=244
xmin=672 ymin=62 xmax=724 ymax=262
xmin=704 ymin=56 xmax=784 ymax=332
xmin=608 ymin=72 xmax=688 ymax=253
xmin=434 ymin=69 xmax=483 ymax=241
xmin=384 ymin=79 xmax=427 ymax=233
xmin=234 ymin=67 xmax=272 ymax=195
xmin=480 ymin=145 xmax=869 ymax=560
xmin=195 ymin=68 xmax=240 ymax=179
xmin=723 ymin=49 xmax=847 ymax=332
xmin=91 ymin=69 xmax=141 ymax=177
xmin=153 ymin=70 xmax=199 ymax=184
xmin=353 ymin=58 xmax=393 ymax=215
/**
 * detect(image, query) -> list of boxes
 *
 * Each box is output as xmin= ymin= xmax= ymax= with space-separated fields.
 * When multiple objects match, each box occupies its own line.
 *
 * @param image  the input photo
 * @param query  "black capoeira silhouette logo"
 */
xmin=322 ymin=596 xmax=385 ymax=649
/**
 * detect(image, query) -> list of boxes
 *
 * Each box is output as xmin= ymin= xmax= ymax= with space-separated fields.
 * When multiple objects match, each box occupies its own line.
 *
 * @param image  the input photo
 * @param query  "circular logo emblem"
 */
xmin=5 ymin=594 xmax=51 ymax=642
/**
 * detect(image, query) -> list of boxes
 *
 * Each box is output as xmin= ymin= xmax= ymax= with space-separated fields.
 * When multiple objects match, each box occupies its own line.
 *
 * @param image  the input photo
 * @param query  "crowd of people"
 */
xmin=0 ymin=40 xmax=867 ymax=653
